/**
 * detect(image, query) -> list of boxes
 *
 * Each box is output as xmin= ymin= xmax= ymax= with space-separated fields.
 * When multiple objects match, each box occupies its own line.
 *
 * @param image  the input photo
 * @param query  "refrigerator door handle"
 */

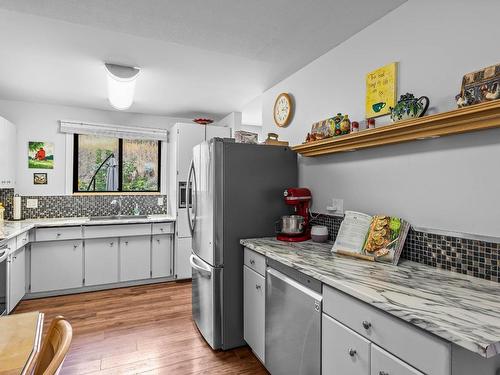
xmin=187 ymin=160 xmax=197 ymax=235
xmin=190 ymin=254 xmax=212 ymax=279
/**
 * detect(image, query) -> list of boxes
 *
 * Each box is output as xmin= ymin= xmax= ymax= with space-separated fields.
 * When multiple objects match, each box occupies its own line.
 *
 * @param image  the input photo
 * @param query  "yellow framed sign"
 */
xmin=365 ymin=62 xmax=398 ymax=118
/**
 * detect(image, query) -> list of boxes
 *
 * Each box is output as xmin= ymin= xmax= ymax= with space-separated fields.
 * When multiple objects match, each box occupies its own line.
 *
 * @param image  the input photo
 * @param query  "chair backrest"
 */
xmin=33 ymin=316 xmax=73 ymax=375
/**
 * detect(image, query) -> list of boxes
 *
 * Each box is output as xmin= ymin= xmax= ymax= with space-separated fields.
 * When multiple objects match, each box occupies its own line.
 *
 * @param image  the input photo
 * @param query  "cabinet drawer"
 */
xmin=16 ymin=231 xmax=30 ymax=248
xmin=152 ymin=222 xmax=174 ymax=235
xmin=323 ymin=285 xmax=450 ymax=375
xmin=322 ymin=313 xmax=370 ymax=375
xmin=371 ymin=345 xmax=424 ymax=375
xmin=35 ymin=226 xmax=82 ymax=242
xmin=84 ymin=224 xmax=151 ymax=239
xmin=244 ymin=247 xmax=266 ymax=276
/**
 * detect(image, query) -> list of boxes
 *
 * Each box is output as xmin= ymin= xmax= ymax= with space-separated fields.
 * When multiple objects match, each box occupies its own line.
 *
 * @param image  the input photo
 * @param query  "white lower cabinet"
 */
xmin=152 ymin=235 xmax=172 ymax=278
xmin=120 ymin=236 xmax=151 ymax=281
xmin=371 ymin=344 xmax=424 ymax=375
xmin=31 ymin=240 xmax=83 ymax=293
xmin=175 ymin=236 xmax=192 ymax=279
xmin=8 ymin=247 xmax=26 ymax=312
xmin=84 ymin=238 xmax=119 ymax=286
xmin=243 ymin=265 xmax=265 ymax=363
xmin=322 ymin=313 xmax=370 ymax=375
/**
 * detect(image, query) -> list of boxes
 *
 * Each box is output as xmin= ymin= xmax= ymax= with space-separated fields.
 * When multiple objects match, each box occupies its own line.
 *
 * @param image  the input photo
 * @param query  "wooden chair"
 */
xmin=32 ymin=316 xmax=73 ymax=375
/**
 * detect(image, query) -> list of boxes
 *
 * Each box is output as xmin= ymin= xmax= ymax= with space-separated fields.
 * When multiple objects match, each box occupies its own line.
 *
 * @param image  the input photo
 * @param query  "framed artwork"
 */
xmin=28 ymin=141 xmax=54 ymax=169
xmin=33 ymin=173 xmax=48 ymax=185
xmin=365 ymin=62 xmax=398 ymax=118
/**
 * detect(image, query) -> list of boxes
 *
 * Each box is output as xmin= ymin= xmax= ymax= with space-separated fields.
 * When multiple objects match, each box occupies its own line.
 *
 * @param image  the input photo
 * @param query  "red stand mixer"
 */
xmin=276 ymin=188 xmax=312 ymax=242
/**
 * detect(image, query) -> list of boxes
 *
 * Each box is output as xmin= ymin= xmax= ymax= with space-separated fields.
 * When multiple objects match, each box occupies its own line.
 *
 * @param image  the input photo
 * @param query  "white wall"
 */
xmin=0 ymin=99 xmax=190 ymax=196
xmin=262 ymin=0 xmax=500 ymax=237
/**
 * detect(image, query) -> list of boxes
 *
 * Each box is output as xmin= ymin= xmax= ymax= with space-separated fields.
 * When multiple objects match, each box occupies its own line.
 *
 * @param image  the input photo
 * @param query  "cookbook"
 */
xmin=331 ymin=211 xmax=410 ymax=264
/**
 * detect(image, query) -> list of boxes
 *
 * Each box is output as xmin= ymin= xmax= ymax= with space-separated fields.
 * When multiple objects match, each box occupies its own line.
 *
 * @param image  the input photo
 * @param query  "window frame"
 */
xmin=73 ymin=134 xmax=162 ymax=193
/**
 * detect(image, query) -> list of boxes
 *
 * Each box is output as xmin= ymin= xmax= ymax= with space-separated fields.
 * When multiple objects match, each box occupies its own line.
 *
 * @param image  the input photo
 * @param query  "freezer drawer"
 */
xmin=190 ymin=253 xmax=222 ymax=349
xmin=266 ymin=267 xmax=322 ymax=375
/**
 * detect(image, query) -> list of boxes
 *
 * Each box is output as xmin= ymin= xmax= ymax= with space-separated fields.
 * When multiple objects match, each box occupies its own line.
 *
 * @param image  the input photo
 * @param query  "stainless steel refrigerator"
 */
xmin=187 ymin=138 xmax=297 ymax=350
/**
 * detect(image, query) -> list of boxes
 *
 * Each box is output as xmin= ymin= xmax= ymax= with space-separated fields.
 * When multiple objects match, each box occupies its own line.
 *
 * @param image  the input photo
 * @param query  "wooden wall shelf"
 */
xmin=292 ymin=101 xmax=500 ymax=157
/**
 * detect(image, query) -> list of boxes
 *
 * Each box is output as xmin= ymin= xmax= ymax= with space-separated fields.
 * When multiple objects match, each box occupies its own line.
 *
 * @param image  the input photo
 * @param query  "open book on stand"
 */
xmin=332 ymin=211 xmax=410 ymax=265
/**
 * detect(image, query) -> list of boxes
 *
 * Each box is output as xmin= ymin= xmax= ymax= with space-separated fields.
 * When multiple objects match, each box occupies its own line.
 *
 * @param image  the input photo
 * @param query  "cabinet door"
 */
xmin=175 ymin=236 xmax=192 ymax=279
xmin=322 ymin=313 xmax=370 ymax=375
xmin=371 ymin=345 xmax=424 ymax=375
xmin=152 ymin=235 xmax=172 ymax=278
xmin=0 ymin=117 xmax=16 ymax=188
xmin=120 ymin=236 xmax=151 ymax=281
xmin=85 ymin=238 xmax=119 ymax=286
xmin=8 ymin=247 xmax=25 ymax=312
xmin=31 ymin=240 xmax=83 ymax=293
xmin=243 ymin=265 xmax=265 ymax=363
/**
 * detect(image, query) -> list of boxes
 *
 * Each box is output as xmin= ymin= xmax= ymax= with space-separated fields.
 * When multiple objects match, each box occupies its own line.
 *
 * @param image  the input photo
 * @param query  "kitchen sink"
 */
xmin=89 ymin=215 xmax=148 ymax=221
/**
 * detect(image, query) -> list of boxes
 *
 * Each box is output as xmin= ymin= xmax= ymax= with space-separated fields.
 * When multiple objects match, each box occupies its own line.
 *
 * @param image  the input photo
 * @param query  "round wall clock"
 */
xmin=273 ymin=93 xmax=293 ymax=127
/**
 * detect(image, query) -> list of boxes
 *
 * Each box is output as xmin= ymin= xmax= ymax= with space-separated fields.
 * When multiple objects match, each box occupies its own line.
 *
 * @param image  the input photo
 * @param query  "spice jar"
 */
xmin=367 ymin=118 xmax=376 ymax=129
xmin=351 ymin=121 xmax=359 ymax=133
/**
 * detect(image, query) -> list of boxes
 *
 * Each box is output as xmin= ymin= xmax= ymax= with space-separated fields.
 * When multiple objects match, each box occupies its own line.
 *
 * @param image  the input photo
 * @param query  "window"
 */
xmin=73 ymin=134 xmax=161 ymax=193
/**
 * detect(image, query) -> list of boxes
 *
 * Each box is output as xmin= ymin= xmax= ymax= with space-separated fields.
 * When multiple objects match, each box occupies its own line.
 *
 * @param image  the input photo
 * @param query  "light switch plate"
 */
xmin=326 ymin=198 xmax=343 ymax=216
xmin=26 ymin=198 xmax=38 ymax=209
xmin=157 ymin=197 xmax=164 ymax=206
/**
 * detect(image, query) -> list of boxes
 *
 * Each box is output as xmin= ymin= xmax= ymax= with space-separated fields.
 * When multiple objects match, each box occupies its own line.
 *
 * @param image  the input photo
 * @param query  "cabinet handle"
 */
xmin=249 ymin=259 xmax=255 ymax=265
xmin=348 ymin=348 xmax=357 ymax=357
xmin=73 ymin=244 xmax=78 ymax=249
xmin=109 ymin=242 xmax=114 ymax=247
xmin=160 ymin=228 xmax=164 ymax=232
xmin=125 ymin=241 xmax=129 ymax=245
xmin=379 ymin=372 xmax=389 ymax=375
xmin=255 ymin=284 xmax=261 ymax=290
xmin=362 ymin=320 xmax=372 ymax=329
xmin=56 ymin=233 xmax=61 ymax=237
xmin=157 ymin=239 xmax=161 ymax=243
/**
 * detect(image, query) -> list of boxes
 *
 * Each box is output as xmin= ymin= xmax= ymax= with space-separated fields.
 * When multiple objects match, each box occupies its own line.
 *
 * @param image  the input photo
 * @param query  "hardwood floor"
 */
xmin=14 ymin=281 xmax=268 ymax=375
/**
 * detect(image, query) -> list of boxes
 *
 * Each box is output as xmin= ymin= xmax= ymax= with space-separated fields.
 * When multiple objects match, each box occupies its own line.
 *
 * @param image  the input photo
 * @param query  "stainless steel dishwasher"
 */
xmin=266 ymin=259 xmax=322 ymax=375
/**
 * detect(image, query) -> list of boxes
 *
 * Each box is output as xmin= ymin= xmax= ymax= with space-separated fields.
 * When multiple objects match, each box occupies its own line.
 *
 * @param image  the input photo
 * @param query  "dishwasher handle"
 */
xmin=267 ymin=267 xmax=323 ymax=302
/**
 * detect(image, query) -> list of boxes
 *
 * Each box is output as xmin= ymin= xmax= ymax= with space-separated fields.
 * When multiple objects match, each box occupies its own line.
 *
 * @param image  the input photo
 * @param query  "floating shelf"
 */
xmin=292 ymin=101 xmax=500 ymax=157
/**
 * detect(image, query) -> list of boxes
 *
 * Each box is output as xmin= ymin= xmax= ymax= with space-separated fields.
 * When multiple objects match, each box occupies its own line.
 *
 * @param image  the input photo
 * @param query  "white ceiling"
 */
xmin=0 ymin=0 xmax=406 ymax=119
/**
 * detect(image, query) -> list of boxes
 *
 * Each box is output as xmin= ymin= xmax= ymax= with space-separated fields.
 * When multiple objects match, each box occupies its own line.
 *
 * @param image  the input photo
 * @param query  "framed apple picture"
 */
xmin=273 ymin=93 xmax=293 ymax=127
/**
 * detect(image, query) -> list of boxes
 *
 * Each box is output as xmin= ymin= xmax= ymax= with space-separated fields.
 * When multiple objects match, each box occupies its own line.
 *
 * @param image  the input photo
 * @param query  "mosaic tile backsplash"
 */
xmin=0 ymin=189 xmax=167 ymax=220
xmin=311 ymin=213 xmax=499 ymax=283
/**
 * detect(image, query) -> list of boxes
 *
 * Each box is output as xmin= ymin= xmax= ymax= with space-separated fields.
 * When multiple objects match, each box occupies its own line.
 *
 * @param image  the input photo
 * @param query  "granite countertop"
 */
xmin=240 ymin=237 xmax=500 ymax=358
xmin=0 ymin=214 xmax=176 ymax=244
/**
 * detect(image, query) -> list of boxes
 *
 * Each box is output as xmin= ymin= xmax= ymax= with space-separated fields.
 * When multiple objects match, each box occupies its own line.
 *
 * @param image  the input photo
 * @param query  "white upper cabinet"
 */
xmin=0 ymin=116 xmax=16 ymax=188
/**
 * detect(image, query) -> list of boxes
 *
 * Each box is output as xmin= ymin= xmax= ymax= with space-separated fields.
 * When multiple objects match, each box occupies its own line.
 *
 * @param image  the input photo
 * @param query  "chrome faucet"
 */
xmin=110 ymin=196 xmax=123 ymax=217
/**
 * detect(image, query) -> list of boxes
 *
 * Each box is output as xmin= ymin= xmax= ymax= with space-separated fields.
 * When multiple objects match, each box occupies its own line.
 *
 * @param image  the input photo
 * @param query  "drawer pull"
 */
xmin=380 ymin=372 xmax=389 ymax=375
xmin=348 ymin=348 xmax=357 ymax=357
xmin=109 ymin=242 xmax=114 ymax=247
xmin=125 ymin=241 xmax=129 ymax=245
xmin=249 ymin=259 xmax=255 ymax=265
xmin=56 ymin=233 xmax=61 ymax=237
xmin=255 ymin=284 xmax=261 ymax=290
xmin=160 ymin=227 xmax=164 ymax=232
xmin=362 ymin=320 xmax=372 ymax=329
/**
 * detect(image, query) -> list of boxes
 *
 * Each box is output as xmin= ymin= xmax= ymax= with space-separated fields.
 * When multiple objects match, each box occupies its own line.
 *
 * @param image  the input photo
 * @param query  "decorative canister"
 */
xmin=339 ymin=115 xmax=351 ymax=135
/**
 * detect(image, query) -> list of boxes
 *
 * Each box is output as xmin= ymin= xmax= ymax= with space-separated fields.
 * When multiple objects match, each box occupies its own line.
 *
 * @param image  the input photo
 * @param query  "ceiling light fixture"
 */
xmin=104 ymin=63 xmax=141 ymax=110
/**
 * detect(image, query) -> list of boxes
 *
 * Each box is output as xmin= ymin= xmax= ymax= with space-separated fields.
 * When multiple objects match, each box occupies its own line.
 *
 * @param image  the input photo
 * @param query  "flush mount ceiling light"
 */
xmin=104 ymin=63 xmax=141 ymax=110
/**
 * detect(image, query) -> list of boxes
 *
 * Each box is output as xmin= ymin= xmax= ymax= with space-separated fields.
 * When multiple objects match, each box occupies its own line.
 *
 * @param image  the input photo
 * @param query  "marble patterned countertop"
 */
xmin=240 ymin=237 xmax=500 ymax=358
xmin=0 ymin=215 xmax=176 ymax=244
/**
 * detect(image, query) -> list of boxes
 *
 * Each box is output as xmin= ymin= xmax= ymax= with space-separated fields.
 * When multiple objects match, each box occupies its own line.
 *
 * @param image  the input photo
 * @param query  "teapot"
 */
xmin=390 ymin=93 xmax=429 ymax=122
